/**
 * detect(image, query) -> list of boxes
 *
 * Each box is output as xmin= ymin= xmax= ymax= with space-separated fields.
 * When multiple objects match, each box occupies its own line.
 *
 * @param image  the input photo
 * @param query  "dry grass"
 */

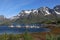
xmin=29 ymin=27 xmax=60 ymax=40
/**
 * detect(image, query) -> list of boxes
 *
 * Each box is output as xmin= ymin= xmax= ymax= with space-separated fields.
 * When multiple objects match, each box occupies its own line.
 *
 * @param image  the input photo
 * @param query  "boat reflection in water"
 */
xmin=9 ymin=24 xmax=45 ymax=28
xmin=0 ymin=24 xmax=50 ymax=34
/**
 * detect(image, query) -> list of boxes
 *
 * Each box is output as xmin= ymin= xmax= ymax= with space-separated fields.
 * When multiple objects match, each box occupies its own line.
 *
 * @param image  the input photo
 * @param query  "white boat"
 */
xmin=16 ymin=25 xmax=21 ymax=28
xmin=9 ymin=25 xmax=14 ymax=28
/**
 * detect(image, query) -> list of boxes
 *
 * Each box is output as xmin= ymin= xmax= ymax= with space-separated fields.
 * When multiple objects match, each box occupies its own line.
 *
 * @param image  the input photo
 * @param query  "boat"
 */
xmin=9 ymin=25 xmax=14 ymax=28
xmin=16 ymin=25 xmax=21 ymax=28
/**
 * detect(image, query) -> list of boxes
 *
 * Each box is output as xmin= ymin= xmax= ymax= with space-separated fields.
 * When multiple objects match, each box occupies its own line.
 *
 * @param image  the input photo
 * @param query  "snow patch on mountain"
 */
xmin=45 ymin=11 xmax=50 ymax=15
xmin=24 ymin=11 xmax=31 ymax=13
xmin=55 ymin=11 xmax=60 ymax=14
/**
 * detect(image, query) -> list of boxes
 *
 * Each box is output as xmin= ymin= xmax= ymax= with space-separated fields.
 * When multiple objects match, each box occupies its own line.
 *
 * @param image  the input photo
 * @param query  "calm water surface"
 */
xmin=0 ymin=26 xmax=50 ymax=34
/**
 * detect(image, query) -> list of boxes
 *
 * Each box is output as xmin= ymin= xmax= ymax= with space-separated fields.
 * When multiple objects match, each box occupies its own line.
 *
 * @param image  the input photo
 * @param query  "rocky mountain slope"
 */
xmin=13 ymin=5 xmax=60 ymax=24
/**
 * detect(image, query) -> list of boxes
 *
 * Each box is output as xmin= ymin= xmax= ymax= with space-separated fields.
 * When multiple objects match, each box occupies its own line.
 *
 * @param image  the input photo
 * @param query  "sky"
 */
xmin=0 ymin=0 xmax=60 ymax=18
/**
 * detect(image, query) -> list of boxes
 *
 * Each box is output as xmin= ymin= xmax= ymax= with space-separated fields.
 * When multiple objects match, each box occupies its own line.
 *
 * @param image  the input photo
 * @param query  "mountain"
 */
xmin=0 ymin=15 xmax=8 ymax=22
xmin=54 ymin=5 xmax=60 ymax=18
xmin=0 ymin=15 xmax=12 ymax=26
xmin=18 ymin=7 xmax=56 ymax=18
xmin=13 ymin=5 xmax=60 ymax=24
xmin=18 ymin=10 xmax=38 ymax=18
xmin=54 ymin=5 xmax=60 ymax=13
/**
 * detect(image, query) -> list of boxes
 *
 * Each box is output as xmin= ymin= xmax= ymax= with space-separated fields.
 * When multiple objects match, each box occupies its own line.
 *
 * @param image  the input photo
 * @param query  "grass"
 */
xmin=46 ymin=33 xmax=56 ymax=40
xmin=0 ymin=33 xmax=21 ymax=40
xmin=46 ymin=33 xmax=60 ymax=40
xmin=0 ymin=31 xmax=34 ymax=40
xmin=23 ymin=31 xmax=34 ymax=40
xmin=0 ymin=32 xmax=60 ymax=40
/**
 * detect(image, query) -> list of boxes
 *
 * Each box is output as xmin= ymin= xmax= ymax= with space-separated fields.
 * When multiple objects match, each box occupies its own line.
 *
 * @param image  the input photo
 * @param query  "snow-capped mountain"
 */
xmin=38 ymin=7 xmax=51 ymax=16
xmin=54 ymin=5 xmax=60 ymax=14
xmin=11 ymin=5 xmax=60 ymax=20
xmin=18 ymin=7 xmax=53 ymax=17
xmin=13 ymin=5 xmax=60 ymax=24
xmin=19 ymin=5 xmax=60 ymax=17
xmin=20 ymin=10 xmax=31 ymax=16
xmin=18 ymin=9 xmax=38 ymax=17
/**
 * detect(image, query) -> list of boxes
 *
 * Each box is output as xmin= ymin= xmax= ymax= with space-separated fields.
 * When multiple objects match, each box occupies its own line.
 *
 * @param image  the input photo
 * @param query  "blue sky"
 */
xmin=0 ymin=0 xmax=60 ymax=18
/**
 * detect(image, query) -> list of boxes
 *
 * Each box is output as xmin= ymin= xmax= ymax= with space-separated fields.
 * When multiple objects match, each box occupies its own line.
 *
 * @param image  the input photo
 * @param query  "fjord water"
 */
xmin=0 ymin=26 xmax=50 ymax=34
